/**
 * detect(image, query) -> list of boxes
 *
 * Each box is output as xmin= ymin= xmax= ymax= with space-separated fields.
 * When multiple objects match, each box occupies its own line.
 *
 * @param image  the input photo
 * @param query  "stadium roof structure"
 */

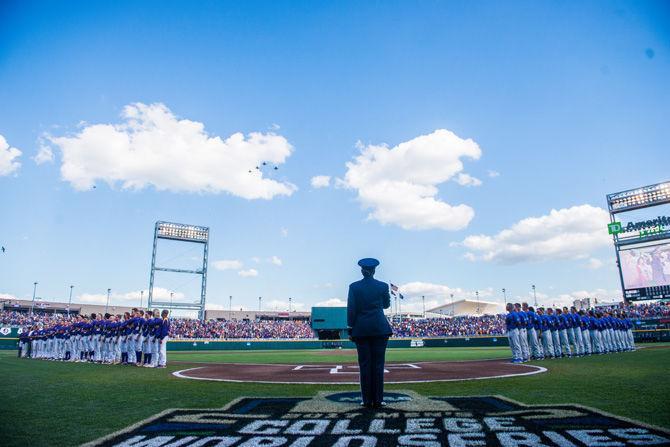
xmin=427 ymin=299 xmax=503 ymax=317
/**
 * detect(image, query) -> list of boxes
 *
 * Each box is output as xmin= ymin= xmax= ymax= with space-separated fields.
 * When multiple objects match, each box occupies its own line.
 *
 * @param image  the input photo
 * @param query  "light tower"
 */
xmin=148 ymin=221 xmax=209 ymax=320
xmin=67 ymin=285 xmax=74 ymax=317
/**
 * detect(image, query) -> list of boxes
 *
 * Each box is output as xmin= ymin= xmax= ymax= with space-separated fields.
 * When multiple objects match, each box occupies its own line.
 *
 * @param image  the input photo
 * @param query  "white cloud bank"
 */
xmin=266 ymin=299 xmax=307 ymax=312
xmin=454 ymin=173 xmax=482 ymax=187
xmin=33 ymin=144 xmax=54 ymax=165
xmin=461 ymin=204 xmax=610 ymax=263
xmin=213 ymin=259 xmax=244 ymax=271
xmin=315 ymin=298 xmax=346 ymax=307
xmin=310 ymin=175 xmax=331 ymax=188
xmin=269 ymin=256 xmax=283 ymax=266
xmin=78 ymin=287 xmax=181 ymax=306
xmin=585 ymin=258 xmax=604 ymax=270
xmin=45 ymin=103 xmax=296 ymax=199
xmin=238 ymin=268 xmax=259 ymax=277
xmin=342 ymin=129 xmax=482 ymax=231
xmin=0 ymin=134 xmax=22 ymax=176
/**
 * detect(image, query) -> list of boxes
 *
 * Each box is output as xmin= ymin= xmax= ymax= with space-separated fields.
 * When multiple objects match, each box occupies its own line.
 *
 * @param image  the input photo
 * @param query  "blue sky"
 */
xmin=1 ymin=0 xmax=669 ymax=313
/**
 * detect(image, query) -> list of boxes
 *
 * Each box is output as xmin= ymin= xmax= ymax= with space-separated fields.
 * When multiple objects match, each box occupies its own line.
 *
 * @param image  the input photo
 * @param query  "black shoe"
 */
xmin=372 ymin=402 xmax=387 ymax=410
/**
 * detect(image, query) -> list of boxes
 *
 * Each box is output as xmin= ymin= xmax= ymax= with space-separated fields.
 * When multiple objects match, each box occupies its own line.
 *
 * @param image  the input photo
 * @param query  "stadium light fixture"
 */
xmin=607 ymin=181 xmax=670 ymax=214
xmin=156 ymin=221 xmax=209 ymax=243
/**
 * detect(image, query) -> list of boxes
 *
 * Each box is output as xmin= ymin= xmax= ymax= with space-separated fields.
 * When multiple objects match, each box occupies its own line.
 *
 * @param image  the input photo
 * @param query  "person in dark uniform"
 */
xmin=347 ymin=258 xmax=393 ymax=409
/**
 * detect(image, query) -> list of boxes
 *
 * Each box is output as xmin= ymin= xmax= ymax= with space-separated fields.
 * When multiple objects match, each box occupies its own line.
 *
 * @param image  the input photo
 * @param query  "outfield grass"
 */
xmin=1 ymin=345 xmax=669 ymax=446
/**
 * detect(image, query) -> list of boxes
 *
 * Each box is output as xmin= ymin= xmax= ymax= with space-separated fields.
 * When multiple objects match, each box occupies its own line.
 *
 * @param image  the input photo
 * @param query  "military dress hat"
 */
xmin=357 ymin=258 xmax=380 ymax=268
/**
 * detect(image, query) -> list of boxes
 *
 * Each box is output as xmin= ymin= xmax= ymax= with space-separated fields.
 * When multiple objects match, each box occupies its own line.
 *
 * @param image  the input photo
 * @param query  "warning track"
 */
xmin=173 ymin=358 xmax=546 ymax=384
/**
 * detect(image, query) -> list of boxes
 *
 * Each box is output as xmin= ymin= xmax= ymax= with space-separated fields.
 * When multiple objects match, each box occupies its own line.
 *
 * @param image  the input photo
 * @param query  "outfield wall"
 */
xmin=166 ymin=335 xmax=509 ymax=351
xmin=2 ymin=330 xmax=669 ymax=351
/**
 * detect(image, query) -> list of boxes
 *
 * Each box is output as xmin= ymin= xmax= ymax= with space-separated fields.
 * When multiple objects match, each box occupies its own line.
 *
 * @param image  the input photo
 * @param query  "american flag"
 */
xmin=390 ymin=283 xmax=398 ymax=296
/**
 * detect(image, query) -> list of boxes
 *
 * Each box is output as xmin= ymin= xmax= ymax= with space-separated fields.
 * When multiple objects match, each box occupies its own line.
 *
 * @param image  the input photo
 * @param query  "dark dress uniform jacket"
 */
xmin=347 ymin=277 xmax=393 ymax=338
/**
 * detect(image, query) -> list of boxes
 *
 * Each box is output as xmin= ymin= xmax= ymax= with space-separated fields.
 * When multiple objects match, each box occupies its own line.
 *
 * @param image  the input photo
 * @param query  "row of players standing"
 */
xmin=505 ymin=302 xmax=635 ymax=363
xmin=18 ymin=308 xmax=171 ymax=368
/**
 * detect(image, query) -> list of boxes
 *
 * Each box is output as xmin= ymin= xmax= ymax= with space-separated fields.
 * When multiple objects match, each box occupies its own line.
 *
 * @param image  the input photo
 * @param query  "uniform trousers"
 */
xmin=158 ymin=337 xmax=168 ymax=366
xmin=590 ymin=330 xmax=602 ymax=353
xmin=541 ymin=330 xmax=555 ymax=358
xmin=567 ymin=327 xmax=579 ymax=355
xmin=507 ymin=328 xmax=522 ymax=361
xmin=354 ymin=336 xmax=389 ymax=405
xmin=573 ymin=327 xmax=584 ymax=355
xmin=559 ymin=329 xmax=572 ymax=356
xmin=551 ymin=330 xmax=562 ymax=357
xmin=581 ymin=329 xmax=591 ymax=354
xmin=518 ymin=328 xmax=530 ymax=361
xmin=527 ymin=328 xmax=543 ymax=359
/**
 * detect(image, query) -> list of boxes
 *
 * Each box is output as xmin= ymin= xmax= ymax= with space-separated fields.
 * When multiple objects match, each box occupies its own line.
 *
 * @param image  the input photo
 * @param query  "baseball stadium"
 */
xmin=2 ymin=2 xmax=670 ymax=446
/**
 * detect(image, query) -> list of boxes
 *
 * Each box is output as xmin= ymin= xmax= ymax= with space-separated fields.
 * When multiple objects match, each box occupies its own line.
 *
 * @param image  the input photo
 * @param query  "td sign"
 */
xmin=608 ymin=222 xmax=623 ymax=235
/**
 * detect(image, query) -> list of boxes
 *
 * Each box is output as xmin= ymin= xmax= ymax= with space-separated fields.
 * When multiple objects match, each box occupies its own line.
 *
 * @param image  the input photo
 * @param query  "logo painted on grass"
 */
xmin=84 ymin=391 xmax=670 ymax=447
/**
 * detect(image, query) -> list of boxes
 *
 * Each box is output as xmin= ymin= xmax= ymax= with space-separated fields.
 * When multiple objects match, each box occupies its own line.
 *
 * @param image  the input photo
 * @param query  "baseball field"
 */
xmin=2 ymin=343 xmax=669 ymax=446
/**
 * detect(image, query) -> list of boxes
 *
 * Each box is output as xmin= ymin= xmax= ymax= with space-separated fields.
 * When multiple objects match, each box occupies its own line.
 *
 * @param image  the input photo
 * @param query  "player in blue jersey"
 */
xmin=546 ymin=308 xmax=562 ymax=358
xmin=523 ymin=303 xmax=543 ymax=360
xmin=556 ymin=308 xmax=572 ymax=357
xmin=157 ymin=309 xmax=171 ymax=368
xmin=505 ymin=303 xmax=522 ymax=363
xmin=536 ymin=307 xmax=555 ymax=359
xmin=514 ymin=303 xmax=530 ymax=362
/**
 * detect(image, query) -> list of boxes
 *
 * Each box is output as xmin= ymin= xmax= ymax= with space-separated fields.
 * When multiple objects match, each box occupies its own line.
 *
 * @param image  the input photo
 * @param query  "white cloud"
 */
xmin=398 ymin=281 xmax=494 ymax=301
xmin=269 ymin=255 xmax=283 ymax=266
xmin=33 ymin=144 xmax=54 ymax=165
xmin=77 ymin=287 xmax=182 ymax=306
xmin=585 ymin=258 xmax=604 ymax=270
xmin=342 ymin=129 xmax=482 ymax=231
xmin=205 ymin=303 xmax=227 ymax=310
xmin=238 ymin=268 xmax=259 ymax=277
xmin=399 ymin=281 xmax=465 ymax=299
xmin=266 ymin=299 xmax=306 ymax=311
xmin=523 ymin=288 xmax=622 ymax=308
xmin=487 ymin=170 xmax=500 ymax=178
xmin=315 ymin=298 xmax=346 ymax=307
xmin=461 ymin=204 xmax=610 ymax=264
xmin=46 ymin=103 xmax=297 ymax=199
xmin=251 ymin=257 xmax=261 ymax=263
xmin=310 ymin=175 xmax=331 ymax=188
xmin=280 ymin=228 xmax=289 ymax=237
xmin=454 ymin=173 xmax=482 ymax=187
xmin=213 ymin=259 xmax=243 ymax=271
xmin=0 ymin=134 xmax=22 ymax=176
xmin=0 ymin=292 xmax=19 ymax=301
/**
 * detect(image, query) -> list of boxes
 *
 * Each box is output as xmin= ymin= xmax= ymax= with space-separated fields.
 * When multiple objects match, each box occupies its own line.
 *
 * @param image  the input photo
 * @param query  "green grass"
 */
xmin=1 ymin=345 xmax=669 ymax=446
xmin=168 ymin=346 xmax=512 ymax=364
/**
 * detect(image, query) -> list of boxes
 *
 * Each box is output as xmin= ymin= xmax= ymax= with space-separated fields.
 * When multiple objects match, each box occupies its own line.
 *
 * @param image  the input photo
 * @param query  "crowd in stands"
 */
xmin=169 ymin=318 xmax=314 ymax=339
xmin=2 ymin=301 xmax=669 ymax=340
xmin=392 ymin=314 xmax=505 ymax=337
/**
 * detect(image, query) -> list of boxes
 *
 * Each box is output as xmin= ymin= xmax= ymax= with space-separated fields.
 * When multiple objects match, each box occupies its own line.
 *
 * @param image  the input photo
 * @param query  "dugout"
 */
xmin=310 ymin=306 xmax=348 ymax=340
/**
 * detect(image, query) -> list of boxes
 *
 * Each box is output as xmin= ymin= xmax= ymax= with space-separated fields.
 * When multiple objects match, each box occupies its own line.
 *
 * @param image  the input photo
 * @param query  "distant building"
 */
xmin=426 ymin=299 xmax=503 ymax=317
